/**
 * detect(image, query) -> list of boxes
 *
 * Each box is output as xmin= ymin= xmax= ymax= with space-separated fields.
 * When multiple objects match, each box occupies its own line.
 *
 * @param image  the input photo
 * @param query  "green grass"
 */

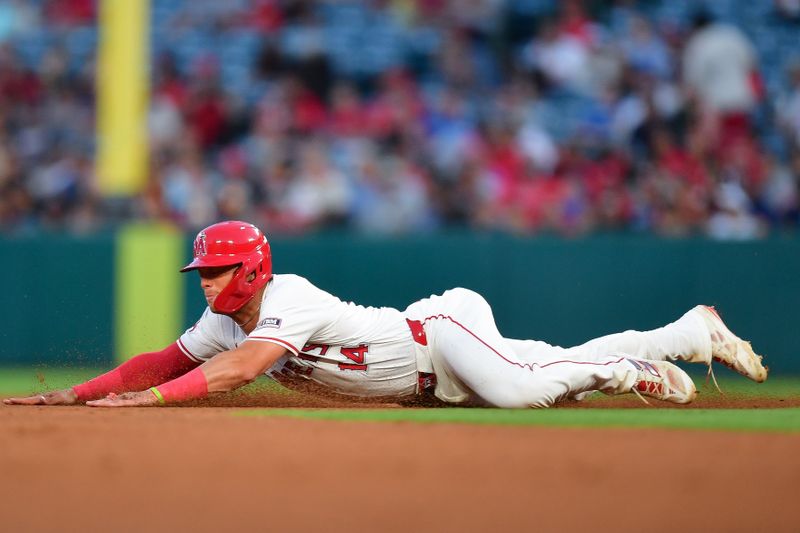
xmin=0 ymin=367 xmax=105 ymax=394
xmin=236 ymin=407 xmax=800 ymax=433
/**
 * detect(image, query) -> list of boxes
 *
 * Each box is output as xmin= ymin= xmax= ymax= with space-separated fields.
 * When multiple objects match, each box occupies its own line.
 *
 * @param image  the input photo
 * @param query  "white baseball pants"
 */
xmin=405 ymin=288 xmax=710 ymax=407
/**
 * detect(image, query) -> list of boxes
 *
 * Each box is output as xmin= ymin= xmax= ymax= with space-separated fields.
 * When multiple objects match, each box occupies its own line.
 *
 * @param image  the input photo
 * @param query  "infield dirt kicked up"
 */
xmin=3 ymin=388 xmax=799 ymax=533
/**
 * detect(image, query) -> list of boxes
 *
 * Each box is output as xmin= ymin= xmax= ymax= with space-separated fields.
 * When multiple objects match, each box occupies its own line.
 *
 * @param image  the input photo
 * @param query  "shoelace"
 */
xmin=629 ymin=377 xmax=664 ymax=406
xmin=630 ymin=385 xmax=651 ymax=406
xmin=706 ymin=362 xmax=724 ymax=394
xmin=703 ymin=306 xmax=725 ymax=394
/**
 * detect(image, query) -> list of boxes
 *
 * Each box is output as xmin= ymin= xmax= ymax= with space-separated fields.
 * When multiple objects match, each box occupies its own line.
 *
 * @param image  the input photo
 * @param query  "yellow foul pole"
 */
xmin=96 ymin=0 xmax=150 ymax=196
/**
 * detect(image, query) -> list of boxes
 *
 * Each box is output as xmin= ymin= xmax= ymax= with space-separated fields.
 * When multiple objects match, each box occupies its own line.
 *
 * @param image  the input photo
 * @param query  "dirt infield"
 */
xmin=1 ymin=399 xmax=798 ymax=533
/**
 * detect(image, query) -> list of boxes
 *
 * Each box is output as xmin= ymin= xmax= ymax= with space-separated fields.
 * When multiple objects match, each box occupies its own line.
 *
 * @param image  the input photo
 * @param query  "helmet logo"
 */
xmin=195 ymin=232 xmax=208 ymax=257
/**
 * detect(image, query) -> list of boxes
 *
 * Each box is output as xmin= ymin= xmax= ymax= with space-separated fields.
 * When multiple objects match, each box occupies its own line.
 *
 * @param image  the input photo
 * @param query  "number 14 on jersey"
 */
xmin=301 ymin=343 xmax=368 ymax=371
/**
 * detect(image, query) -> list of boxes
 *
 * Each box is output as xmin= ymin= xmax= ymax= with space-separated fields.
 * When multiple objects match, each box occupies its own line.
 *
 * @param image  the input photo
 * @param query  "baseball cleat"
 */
xmin=694 ymin=305 xmax=768 ymax=384
xmin=625 ymin=358 xmax=697 ymax=405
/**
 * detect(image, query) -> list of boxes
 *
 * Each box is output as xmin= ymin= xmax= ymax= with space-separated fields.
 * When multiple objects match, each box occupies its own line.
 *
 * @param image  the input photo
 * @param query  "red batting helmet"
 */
xmin=181 ymin=221 xmax=272 ymax=314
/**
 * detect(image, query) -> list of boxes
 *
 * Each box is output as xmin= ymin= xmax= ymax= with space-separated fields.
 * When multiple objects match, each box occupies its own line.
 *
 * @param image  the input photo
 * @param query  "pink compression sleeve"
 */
xmin=150 ymin=367 xmax=208 ymax=404
xmin=72 ymin=343 xmax=201 ymax=401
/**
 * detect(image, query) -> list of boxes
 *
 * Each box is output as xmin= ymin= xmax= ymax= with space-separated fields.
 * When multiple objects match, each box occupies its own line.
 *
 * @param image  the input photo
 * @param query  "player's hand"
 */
xmin=3 ymin=388 xmax=78 ymax=406
xmin=86 ymin=391 xmax=160 ymax=408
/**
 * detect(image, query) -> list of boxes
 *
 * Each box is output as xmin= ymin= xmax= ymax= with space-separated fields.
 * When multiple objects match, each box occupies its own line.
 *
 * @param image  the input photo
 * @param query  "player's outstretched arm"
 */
xmin=4 ymin=389 xmax=78 ymax=405
xmin=86 ymin=341 xmax=287 ymax=407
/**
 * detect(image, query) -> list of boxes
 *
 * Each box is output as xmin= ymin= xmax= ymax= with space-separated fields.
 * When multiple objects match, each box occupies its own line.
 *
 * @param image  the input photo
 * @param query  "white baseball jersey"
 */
xmin=178 ymin=274 xmax=419 ymax=397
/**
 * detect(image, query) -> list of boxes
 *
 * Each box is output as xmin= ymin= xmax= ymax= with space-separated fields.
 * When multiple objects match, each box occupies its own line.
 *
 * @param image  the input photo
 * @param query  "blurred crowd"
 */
xmin=1 ymin=0 xmax=800 ymax=238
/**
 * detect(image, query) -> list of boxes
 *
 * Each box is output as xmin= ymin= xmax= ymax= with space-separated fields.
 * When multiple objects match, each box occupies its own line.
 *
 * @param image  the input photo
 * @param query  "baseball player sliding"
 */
xmin=5 ymin=221 xmax=767 ymax=408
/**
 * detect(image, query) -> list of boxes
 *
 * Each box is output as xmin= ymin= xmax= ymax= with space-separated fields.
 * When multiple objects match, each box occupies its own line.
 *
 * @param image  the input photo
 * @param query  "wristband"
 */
xmin=149 ymin=387 xmax=165 ymax=405
xmin=153 ymin=367 xmax=209 ymax=404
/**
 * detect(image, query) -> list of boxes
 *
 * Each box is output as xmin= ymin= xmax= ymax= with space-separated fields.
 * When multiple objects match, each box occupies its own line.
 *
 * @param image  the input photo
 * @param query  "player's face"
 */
xmin=197 ymin=265 xmax=238 ymax=308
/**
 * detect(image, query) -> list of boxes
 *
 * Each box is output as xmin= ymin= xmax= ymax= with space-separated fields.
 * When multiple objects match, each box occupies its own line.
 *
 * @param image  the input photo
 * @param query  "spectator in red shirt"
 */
xmin=328 ymin=82 xmax=367 ymax=138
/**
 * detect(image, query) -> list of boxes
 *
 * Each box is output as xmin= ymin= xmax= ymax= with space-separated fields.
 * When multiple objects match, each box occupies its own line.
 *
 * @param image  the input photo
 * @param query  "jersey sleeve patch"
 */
xmin=256 ymin=317 xmax=282 ymax=329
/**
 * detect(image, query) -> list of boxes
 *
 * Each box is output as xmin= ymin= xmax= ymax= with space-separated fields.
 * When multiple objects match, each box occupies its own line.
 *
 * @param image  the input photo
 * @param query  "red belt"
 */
xmin=406 ymin=318 xmax=428 ymax=346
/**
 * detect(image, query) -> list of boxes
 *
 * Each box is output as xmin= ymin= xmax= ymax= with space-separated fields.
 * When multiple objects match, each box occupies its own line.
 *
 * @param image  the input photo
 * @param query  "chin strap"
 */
xmin=235 ymin=308 xmax=260 ymax=329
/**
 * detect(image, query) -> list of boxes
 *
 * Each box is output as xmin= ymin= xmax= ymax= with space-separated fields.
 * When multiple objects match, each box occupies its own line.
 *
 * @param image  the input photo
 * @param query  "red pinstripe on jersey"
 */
xmin=177 ymin=338 xmax=203 ymax=362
